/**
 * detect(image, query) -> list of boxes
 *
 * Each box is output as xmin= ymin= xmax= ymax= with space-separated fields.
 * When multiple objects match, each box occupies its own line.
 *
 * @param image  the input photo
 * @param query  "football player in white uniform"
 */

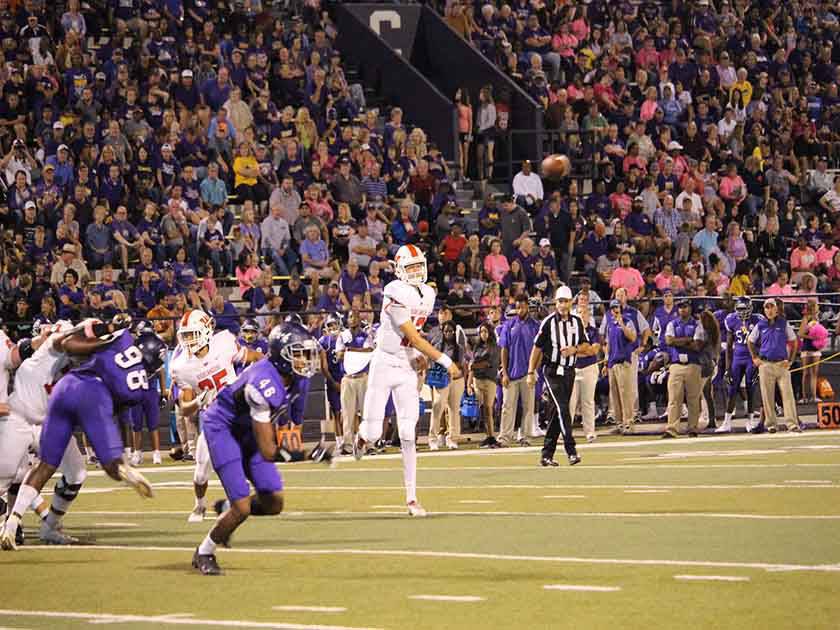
xmin=354 ymin=245 xmax=460 ymax=517
xmin=0 ymin=321 xmax=88 ymax=545
xmin=171 ymin=310 xmax=261 ymax=523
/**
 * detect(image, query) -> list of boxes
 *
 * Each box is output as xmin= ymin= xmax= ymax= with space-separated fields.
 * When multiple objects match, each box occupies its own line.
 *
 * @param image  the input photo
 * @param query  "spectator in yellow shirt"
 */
xmin=730 ymin=67 xmax=753 ymax=106
xmin=233 ymin=142 xmax=259 ymax=202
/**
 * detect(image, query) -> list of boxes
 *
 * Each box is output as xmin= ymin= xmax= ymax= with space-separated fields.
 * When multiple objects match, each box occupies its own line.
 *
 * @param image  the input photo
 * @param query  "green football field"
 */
xmin=2 ymin=430 xmax=840 ymax=630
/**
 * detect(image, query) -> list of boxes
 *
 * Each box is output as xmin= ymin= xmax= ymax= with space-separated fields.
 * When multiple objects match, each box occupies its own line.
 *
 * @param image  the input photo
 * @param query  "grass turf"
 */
xmin=2 ymin=431 xmax=840 ymax=630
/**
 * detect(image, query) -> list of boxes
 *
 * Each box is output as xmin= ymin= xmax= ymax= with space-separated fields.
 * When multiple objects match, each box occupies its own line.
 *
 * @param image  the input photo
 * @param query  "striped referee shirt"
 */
xmin=534 ymin=312 xmax=589 ymax=376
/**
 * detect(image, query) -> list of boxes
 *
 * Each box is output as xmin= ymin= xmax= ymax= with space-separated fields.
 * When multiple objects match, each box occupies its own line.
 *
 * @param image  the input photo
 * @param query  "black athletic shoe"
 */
xmin=568 ymin=454 xmax=582 ymax=466
xmin=15 ymin=524 xmax=24 ymax=546
xmin=660 ymin=430 xmax=677 ymax=439
xmin=688 ymin=431 xmax=699 ymax=438
xmin=169 ymin=446 xmax=184 ymax=461
xmin=182 ymin=453 xmax=195 ymax=462
xmin=214 ymin=499 xmax=230 ymax=516
xmin=192 ymin=547 xmax=223 ymax=575
xmin=540 ymin=457 xmax=559 ymax=467
xmin=479 ymin=436 xmax=495 ymax=448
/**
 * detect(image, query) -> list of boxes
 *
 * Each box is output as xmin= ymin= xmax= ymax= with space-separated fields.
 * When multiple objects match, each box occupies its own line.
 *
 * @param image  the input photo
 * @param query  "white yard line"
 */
xmin=68 ymin=510 xmax=840 ymax=520
xmin=674 ymin=575 xmax=750 ymax=582
xmin=542 ymin=495 xmax=586 ymax=499
xmin=408 ymin=596 xmax=484 ymax=603
xmin=92 ymin=522 xmax=140 ymax=528
xmin=0 ymin=610 xmax=380 ymax=630
xmin=271 ymin=607 xmax=346 ymax=614
xmin=543 ymin=585 xmax=621 ymax=592
xmin=78 ymin=431 xmax=840 ymax=478
xmin=24 ymin=545 xmax=840 ymax=574
xmin=458 ymin=500 xmax=496 ymax=504
xmin=624 ymin=490 xmax=671 ymax=494
xmin=784 ymin=480 xmax=832 ymax=484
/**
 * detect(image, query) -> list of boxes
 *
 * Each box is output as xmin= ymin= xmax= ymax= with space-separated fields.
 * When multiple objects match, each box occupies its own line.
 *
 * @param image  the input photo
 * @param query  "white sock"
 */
xmin=401 ymin=439 xmax=417 ymax=504
xmin=123 ymin=447 xmax=131 ymax=458
xmin=198 ymin=533 xmax=217 ymax=556
xmin=9 ymin=484 xmax=39 ymax=527
xmin=724 ymin=412 xmax=733 ymax=423
xmin=195 ymin=496 xmax=207 ymax=510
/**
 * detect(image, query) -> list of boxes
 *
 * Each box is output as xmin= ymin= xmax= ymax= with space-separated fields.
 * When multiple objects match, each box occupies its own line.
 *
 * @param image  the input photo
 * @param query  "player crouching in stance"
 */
xmin=1 ymin=320 xmax=167 ymax=550
xmin=192 ymin=323 xmax=319 ymax=576
xmin=352 ymin=245 xmax=460 ymax=517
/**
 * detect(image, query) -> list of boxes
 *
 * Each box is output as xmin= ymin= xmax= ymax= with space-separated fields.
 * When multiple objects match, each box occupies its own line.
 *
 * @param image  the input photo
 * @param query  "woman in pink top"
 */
xmin=765 ymin=269 xmax=795 ymax=301
xmin=483 ymin=239 xmax=510 ymax=283
xmin=235 ymin=252 xmax=262 ymax=299
xmin=718 ymin=163 xmax=747 ymax=208
xmin=654 ymin=262 xmax=684 ymax=291
xmin=552 ymin=22 xmax=578 ymax=60
xmin=790 ymin=235 xmax=817 ymax=282
xmin=455 ymin=87 xmax=473 ymax=181
xmin=639 ymin=87 xmax=659 ymax=121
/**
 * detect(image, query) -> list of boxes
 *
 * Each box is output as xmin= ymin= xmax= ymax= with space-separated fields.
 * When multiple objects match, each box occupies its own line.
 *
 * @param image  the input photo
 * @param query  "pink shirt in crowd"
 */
xmin=610 ymin=266 xmax=645 ymax=298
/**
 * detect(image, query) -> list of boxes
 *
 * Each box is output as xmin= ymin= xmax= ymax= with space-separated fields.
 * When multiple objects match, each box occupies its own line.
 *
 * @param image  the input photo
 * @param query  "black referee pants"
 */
xmin=541 ymin=371 xmax=577 ymax=461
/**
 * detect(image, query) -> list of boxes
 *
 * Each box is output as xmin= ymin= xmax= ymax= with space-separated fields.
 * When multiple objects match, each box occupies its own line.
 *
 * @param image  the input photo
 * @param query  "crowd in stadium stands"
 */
xmin=0 ymin=0 xmax=838 ymax=451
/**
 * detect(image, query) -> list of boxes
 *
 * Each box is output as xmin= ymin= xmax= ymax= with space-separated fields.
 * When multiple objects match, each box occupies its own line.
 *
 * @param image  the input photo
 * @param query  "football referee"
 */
xmin=527 ymin=286 xmax=591 ymax=466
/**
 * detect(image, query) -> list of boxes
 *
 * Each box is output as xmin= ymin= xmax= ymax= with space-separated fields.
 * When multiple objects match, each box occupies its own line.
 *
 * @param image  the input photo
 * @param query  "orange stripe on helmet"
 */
xmin=406 ymin=244 xmax=418 ymax=257
xmin=181 ymin=310 xmax=193 ymax=327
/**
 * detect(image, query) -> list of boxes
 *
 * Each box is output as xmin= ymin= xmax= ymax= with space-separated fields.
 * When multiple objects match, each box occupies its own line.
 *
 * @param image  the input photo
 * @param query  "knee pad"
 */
xmin=55 ymin=475 xmax=83 ymax=501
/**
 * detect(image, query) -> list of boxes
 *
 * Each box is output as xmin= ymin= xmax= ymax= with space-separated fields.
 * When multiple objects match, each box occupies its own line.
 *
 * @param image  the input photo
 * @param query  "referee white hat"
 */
xmin=555 ymin=286 xmax=572 ymax=301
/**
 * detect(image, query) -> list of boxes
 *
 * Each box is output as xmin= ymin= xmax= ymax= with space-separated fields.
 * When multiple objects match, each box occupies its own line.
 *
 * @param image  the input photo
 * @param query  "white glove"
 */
xmin=195 ymin=388 xmax=217 ymax=410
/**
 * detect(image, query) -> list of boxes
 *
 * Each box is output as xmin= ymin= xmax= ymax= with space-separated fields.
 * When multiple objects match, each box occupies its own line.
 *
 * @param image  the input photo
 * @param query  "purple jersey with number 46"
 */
xmin=201 ymin=358 xmax=310 ymax=502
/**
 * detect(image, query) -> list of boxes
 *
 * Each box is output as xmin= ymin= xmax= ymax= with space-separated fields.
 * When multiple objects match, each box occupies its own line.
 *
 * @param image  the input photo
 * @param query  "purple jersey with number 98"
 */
xmin=71 ymin=330 xmax=150 ymax=406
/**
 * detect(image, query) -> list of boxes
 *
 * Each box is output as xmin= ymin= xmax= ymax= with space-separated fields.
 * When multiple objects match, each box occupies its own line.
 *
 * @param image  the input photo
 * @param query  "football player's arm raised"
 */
xmin=398 ymin=320 xmax=460 ymax=378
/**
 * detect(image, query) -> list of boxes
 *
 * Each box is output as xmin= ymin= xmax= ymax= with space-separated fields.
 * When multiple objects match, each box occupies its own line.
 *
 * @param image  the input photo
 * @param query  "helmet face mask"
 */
xmin=323 ymin=314 xmax=342 ymax=336
xmin=394 ymin=245 xmax=427 ymax=286
xmin=735 ymin=299 xmax=752 ymax=321
xmin=284 ymin=340 xmax=320 ymax=377
xmin=269 ymin=323 xmax=321 ymax=378
xmin=241 ymin=319 xmax=260 ymax=344
xmin=178 ymin=310 xmax=214 ymax=356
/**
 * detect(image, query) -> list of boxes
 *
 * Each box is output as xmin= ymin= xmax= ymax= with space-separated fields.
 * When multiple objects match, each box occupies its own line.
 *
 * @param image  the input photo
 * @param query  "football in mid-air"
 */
xmin=541 ymin=153 xmax=571 ymax=180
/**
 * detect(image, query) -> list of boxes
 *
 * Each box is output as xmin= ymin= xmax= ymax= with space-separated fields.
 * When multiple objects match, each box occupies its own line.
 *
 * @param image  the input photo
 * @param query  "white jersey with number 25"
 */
xmin=170 ymin=330 xmax=242 ymax=402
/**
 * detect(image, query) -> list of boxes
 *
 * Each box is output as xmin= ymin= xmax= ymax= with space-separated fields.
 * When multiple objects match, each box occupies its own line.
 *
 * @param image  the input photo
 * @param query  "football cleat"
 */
xmin=428 ymin=438 xmax=439 ymax=451
xmin=118 ymin=464 xmax=154 ymax=498
xmin=39 ymin=523 xmax=79 ymax=545
xmin=187 ymin=506 xmax=207 ymax=523
xmin=169 ymin=446 xmax=184 ymax=461
xmin=568 ymin=454 xmax=582 ymax=466
xmin=445 ymin=437 xmax=459 ymax=450
xmin=192 ymin=547 xmax=223 ymax=576
xmin=407 ymin=501 xmax=427 ymax=517
xmin=540 ymin=457 xmax=559 ymax=467
xmin=152 ymin=451 xmax=162 ymax=465
xmin=352 ymin=434 xmax=366 ymax=461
